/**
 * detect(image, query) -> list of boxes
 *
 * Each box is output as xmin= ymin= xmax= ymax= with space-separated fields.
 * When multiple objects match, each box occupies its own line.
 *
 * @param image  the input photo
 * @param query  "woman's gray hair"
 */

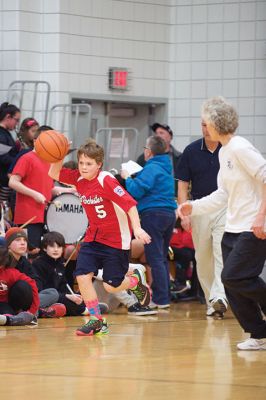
xmin=201 ymin=96 xmax=239 ymax=135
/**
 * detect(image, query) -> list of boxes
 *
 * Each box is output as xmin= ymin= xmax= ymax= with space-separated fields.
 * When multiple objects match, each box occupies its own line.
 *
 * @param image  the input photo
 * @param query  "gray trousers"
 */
xmin=191 ymin=207 xmax=226 ymax=305
xmin=39 ymin=288 xmax=59 ymax=308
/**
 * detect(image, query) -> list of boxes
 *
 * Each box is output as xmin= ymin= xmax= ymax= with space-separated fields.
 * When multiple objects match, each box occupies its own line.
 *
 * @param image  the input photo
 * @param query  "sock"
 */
xmin=128 ymin=275 xmax=139 ymax=289
xmin=85 ymin=299 xmax=102 ymax=320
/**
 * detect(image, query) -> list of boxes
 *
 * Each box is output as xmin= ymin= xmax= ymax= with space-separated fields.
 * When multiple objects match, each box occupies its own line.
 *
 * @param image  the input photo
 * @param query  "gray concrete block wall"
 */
xmin=0 ymin=0 xmax=265 ymax=155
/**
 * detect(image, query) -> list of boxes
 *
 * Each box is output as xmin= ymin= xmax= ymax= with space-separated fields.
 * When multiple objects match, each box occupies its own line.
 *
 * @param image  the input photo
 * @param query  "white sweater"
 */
xmin=192 ymin=136 xmax=266 ymax=233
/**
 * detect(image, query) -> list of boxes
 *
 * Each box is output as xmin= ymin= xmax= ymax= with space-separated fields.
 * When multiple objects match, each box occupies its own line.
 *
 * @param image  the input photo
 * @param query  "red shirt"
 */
xmin=170 ymin=228 xmax=194 ymax=249
xmin=0 ymin=267 xmax=39 ymax=314
xmin=59 ymin=169 xmax=137 ymax=249
xmin=12 ymin=151 xmax=53 ymax=224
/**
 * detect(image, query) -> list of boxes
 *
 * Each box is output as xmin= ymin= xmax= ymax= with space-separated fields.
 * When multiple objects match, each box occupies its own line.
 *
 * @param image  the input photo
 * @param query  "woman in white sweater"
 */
xmin=178 ymin=96 xmax=266 ymax=351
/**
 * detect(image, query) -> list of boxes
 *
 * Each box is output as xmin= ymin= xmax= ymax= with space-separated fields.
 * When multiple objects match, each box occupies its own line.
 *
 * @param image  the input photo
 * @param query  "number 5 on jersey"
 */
xmin=95 ymin=205 xmax=107 ymax=218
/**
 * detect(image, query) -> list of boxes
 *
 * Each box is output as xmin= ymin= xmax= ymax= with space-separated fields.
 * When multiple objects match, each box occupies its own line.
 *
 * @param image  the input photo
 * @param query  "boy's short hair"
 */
xmin=77 ymin=139 xmax=104 ymax=164
xmin=41 ymin=231 xmax=65 ymax=249
xmin=147 ymin=136 xmax=167 ymax=156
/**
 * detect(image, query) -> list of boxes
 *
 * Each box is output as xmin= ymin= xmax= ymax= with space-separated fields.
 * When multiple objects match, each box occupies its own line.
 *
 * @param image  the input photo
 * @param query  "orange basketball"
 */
xmin=35 ymin=130 xmax=69 ymax=163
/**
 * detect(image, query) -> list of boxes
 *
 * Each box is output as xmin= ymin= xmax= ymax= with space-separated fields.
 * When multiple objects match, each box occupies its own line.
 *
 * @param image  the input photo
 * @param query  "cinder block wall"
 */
xmin=0 ymin=0 xmax=265 ymax=155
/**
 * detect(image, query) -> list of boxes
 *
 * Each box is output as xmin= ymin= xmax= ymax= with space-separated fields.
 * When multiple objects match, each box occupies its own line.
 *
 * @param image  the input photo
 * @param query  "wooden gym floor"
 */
xmin=0 ymin=302 xmax=265 ymax=400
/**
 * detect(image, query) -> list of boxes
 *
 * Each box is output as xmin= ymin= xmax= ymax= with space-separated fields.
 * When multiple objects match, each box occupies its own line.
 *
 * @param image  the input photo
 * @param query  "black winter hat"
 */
xmin=151 ymin=123 xmax=173 ymax=137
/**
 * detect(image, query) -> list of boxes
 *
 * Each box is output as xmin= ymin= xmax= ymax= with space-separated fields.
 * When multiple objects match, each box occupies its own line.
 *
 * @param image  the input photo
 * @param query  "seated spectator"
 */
xmin=0 ymin=246 xmax=39 ymax=326
xmin=168 ymin=218 xmax=195 ymax=294
xmin=169 ymin=219 xmax=205 ymax=302
xmin=5 ymin=227 xmax=61 ymax=316
xmin=130 ymin=238 xmax=152 ymax=286
xmin=32 ymin=231 xmax=108 ymax=317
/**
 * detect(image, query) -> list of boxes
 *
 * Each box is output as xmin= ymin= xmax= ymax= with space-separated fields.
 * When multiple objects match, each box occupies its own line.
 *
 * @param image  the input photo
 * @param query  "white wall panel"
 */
xmin=0 ymin=0 xmax=265 ymax=155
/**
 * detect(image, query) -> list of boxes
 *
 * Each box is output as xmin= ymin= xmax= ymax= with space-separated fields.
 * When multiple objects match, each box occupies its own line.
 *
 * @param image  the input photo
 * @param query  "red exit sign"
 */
xmin=109 ymin=68 xmax=129 ymax=91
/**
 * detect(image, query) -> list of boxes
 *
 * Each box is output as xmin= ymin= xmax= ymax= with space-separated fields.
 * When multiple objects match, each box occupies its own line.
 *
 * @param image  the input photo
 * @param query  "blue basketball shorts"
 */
xmin=74 ymin=241 xmax=129 ymax=288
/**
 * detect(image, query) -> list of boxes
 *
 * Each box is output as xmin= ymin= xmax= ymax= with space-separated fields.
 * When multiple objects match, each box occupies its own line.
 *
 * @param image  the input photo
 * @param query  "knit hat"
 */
xmin=5 ymin=227 xmax=28 ymax=247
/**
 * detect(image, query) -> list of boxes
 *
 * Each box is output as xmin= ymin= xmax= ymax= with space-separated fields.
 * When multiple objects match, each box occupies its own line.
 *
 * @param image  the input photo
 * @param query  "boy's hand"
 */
xmin=133 ymin=227 xmax=151 ymax=244
xmin=65 ymin=294 xmax=83 ymax=305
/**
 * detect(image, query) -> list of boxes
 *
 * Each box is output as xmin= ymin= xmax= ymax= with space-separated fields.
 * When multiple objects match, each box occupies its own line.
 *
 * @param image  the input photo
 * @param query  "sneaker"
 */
xmin=98 ymin=318 xmax=109 ymax=334
xmin=170 ymin=280 xmax=191 ymax=294
xmin=39 ymin=303 xmax=66 ymax=318
xmin=210 ymin=298 xmax=228 ymax=318
xmin=6 ymin=312 xmax=34 ymax=326
xmin=211 ymin=297 xmax=228 ymax=313
xmin=130 ymin=269 xmax=150 ymax=307
xmin=237 ymin=338 xmax=266 ymax=351
xmin=76 ymin=317 xmax=109 ymax=336
xmin=206 ymin=306 xmax=216 ymax=316
xmin=128 ymin=303 xmax=158 ymax=316
xmin=206 ymin=305 xmax=224 ymax=319
xmin=0 ymin=315 xmax=7 ymax=326
xmin=30 ymin=315 xmax=38 ymax=325
xmin=134 ymin=264 xmax=147 ymax=284
xmin=149 ymin=301 xmax=170 ymax=309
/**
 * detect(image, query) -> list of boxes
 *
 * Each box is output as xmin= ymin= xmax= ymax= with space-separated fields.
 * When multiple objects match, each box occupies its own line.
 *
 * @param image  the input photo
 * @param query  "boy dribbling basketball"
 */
xmin=49 ymin=139 xmax=151 ymax=336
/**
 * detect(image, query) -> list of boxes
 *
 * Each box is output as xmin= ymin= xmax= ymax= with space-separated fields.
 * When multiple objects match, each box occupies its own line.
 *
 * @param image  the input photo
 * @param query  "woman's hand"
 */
xmin=251 ymin=213 xmax=266 ymax=240
xmin=181 ymin=215 xmax=192 ymax=231
xmin=178 ymin=202 xmax=193 ymax=219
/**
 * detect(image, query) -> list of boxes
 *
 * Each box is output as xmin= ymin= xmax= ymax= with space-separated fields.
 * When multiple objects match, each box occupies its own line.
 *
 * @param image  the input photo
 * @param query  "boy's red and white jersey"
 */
xmin=59 ymin=169 xmax=137 ymax=249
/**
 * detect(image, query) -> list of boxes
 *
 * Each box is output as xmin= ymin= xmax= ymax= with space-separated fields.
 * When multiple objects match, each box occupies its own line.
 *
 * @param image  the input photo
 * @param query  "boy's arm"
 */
xmin=127 ymin=206 xmax=151 ymax=244
xmin=9 ymin=174 xmax=46 ymax=204
xmin=48 ymin=160 xmax=64 ymax=181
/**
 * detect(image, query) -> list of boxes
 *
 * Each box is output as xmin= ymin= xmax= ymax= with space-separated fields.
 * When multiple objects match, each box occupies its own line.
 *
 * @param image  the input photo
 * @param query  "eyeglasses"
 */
xmin=143 ymin=146 xmax=151 ymax=150
xmin=12 ymin=117 xmax=20 ymax=124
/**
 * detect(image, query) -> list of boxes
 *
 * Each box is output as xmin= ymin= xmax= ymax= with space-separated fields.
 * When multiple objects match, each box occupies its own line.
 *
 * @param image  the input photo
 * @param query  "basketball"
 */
xmin=35 ymin=130 xmax=69 ymax=163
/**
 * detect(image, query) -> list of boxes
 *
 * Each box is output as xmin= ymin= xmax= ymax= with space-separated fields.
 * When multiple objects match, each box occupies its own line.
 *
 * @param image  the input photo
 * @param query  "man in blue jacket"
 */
xmin=121 ymin=136 xmax=177 ymax=308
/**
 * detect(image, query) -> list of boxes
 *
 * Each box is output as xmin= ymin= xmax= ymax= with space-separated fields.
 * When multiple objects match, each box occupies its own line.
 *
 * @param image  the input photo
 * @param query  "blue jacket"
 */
xmin=125 ymin=154 xmax=176 ymax=213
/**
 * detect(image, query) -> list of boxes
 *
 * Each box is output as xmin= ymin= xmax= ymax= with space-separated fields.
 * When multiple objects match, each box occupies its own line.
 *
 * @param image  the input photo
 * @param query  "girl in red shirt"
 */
xmin=0 ymin=246 xmax=39 ymax=326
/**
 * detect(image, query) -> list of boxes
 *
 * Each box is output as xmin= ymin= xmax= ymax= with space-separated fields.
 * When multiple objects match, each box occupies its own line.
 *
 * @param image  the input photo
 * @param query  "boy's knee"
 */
xmin=103 ymin=278 xmax=123 ymax=292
